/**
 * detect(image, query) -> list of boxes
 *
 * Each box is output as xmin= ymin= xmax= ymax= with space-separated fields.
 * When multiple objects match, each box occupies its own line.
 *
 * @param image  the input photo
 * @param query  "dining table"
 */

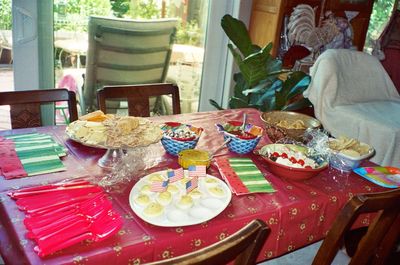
xmin=0 ymin=108 xmax=388 ymax=265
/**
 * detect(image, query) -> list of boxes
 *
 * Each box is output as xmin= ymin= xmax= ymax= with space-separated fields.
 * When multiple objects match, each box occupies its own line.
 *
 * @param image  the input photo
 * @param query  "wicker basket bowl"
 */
xmin=260 ymin=111 xmax=321 ymax=142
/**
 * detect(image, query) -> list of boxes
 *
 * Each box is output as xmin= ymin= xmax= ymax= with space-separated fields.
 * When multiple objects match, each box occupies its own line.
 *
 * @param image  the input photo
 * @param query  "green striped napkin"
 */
xmin=5 ymin=133 xmax=66 ymax=176
xmin=215 ymin=157 xmax=275 ymax=195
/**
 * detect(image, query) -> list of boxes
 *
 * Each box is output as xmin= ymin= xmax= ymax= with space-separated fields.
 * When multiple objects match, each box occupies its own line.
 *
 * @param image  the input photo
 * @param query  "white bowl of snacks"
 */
xmin=328 ymin=136 xmax=374 ymax=172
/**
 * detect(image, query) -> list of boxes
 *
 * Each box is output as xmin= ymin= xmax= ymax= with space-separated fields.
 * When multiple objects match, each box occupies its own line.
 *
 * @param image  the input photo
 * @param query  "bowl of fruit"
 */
xmin=257 ymin=144 xmax=328 ymax=180
xmin=216 ymin=120 xmax=263 ymax=154
xmin=160 ymin=122 xmax=203 ymax=156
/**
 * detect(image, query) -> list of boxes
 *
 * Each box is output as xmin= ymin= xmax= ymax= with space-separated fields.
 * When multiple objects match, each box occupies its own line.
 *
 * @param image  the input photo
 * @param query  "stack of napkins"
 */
xmin=215 ymin=157 xmax=275 ymax=195
xmin=0 ymin=133 xmax=67 ymax=179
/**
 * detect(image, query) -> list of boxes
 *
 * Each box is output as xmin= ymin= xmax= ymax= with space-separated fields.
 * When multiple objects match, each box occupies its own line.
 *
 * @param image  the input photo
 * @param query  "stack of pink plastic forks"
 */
xmin=7 ymin=179 xmax=123 ymax=257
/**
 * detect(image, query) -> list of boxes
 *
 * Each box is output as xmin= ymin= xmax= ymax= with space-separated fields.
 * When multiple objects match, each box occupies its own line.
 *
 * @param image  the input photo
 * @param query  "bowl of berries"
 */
xmin=160 ymin=122 xmax=203 ymax=156
xmin=257 ymin=144 xmax=328 ymax=180
xmin=216 ymin=120 xmax=263 ymax=154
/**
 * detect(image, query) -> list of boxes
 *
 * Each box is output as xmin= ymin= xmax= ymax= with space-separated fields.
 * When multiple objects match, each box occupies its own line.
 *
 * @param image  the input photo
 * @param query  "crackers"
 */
xmin=329 ymin=136 xmax=372 ymax=158
xmin=66 ymin=111 xmax=162 ymax=148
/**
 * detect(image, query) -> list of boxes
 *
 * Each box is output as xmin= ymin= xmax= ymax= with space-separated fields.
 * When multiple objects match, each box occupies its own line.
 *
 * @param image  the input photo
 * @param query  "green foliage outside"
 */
xmin=110 ymin=0 xmax=130 ymax=18
xmin=53 ymin=0 xmax=111 ymax=32
xmin=52 ymin=0 xmax=202 ymax=46
xmin=365 ymin=0 xmax=396 ymax=50
xmin=0 ymin=0 xmax=12 ymax=30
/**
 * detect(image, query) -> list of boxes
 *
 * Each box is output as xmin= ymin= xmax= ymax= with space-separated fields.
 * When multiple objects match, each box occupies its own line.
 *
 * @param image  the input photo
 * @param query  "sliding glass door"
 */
xmin=11 ymin=0 xmax=252 ymax=118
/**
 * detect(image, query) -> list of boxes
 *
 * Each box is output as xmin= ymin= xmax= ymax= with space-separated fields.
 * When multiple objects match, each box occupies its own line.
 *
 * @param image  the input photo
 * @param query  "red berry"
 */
xmin=289 ymin=157 xmax=297 ymax=163
xmin=298 ymin=159 xmax=305 ymax=166
xmin=281 ymin=152 xmax=288 ymax=159
xmin=272 ymin=152 xmax=280 ymax=157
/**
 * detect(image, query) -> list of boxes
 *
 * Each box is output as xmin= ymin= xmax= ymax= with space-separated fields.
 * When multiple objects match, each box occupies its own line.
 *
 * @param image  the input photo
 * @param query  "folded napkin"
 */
xmin=0 ymin=138 xmax=28 ymax=179
xmin=0 ymin=133 xmax=67 ymax=179
xmin=215 ymin=157 xmax=275 ymax=195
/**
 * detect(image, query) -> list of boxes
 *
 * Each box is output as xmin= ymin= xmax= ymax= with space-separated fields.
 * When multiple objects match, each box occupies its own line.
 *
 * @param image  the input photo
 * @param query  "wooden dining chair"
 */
xmin=97 ymin=83 xmax=181 ymax=117
xmin=312 ymin=188 xmax=400 ymax=265
xmin=146 ymin=219 xmax=270 ymax=265
xmin=0 ymin=89 xmax=78 ymax=129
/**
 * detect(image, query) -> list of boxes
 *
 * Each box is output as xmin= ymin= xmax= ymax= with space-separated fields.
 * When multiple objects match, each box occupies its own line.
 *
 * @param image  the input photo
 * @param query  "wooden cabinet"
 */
xmin=249 ymin=0 xmax=374 ymax=56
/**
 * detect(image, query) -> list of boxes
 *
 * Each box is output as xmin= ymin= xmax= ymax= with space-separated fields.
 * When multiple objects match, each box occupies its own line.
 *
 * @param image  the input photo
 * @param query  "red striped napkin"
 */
xmin=0 ymin=137 xmax=28 ymax=179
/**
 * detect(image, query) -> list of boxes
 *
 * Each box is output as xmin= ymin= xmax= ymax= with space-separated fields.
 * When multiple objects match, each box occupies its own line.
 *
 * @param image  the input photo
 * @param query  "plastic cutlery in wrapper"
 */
xmin=24 ymin=193 xmax=108 ymax=229
xmin=34 ymin=210 xmax=123 ymax=257
xmin=26 ymin=194 xmax=112 ymax=239
xmin=7 ymin=180 xmax=123 ymax=257
xmin=7 ymin=179 xmax=91 ymax=198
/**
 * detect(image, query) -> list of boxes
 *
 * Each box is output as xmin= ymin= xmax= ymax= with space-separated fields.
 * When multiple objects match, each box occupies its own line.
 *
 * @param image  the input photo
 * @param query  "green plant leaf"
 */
xmin=233 ymin=73 xmax=251 ymax=100
xmin=285 ymin=72 xmax=311 ymax=100
xmin=283 ymin=98 xmax=312 ymax=111
xmin=209 ymin=99 xmax=225 ymax=110
xmin=239 ymin=44 xmax=273 ymax=86
xmin=228 ymin=44 xmax=243 ymax=67
xmin=229 ymin=97 xmax=250 ymax=109
xmin=221 ymin=14 xmax=254 ymax=57
xmin=256 ymin=80 xmax=282 ymax=111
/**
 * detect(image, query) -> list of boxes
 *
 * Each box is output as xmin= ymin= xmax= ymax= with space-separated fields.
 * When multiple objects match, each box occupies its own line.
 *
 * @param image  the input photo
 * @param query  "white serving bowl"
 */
xmin=329 ymin=143 xmax=375 ymax=172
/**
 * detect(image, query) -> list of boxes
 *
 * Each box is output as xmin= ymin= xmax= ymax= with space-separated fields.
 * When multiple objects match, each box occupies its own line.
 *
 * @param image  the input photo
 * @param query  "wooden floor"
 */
xmin=0 ymin=65 xmax=13 ymax=130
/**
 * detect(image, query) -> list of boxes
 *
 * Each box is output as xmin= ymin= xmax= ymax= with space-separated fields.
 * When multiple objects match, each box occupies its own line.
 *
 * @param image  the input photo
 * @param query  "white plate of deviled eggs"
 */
xmin=129 ymin=170 xmax=232 ymax=227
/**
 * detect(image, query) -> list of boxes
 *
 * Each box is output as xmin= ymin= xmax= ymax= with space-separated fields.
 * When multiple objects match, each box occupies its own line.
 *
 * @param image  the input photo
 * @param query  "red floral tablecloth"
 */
xmin=0 ymin=108 xmax=387 ymax=264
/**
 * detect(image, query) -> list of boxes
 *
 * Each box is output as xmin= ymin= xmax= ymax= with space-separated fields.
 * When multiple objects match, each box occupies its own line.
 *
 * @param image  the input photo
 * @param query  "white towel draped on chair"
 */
xmin=303 ymin=49 xmax=400 ymax=167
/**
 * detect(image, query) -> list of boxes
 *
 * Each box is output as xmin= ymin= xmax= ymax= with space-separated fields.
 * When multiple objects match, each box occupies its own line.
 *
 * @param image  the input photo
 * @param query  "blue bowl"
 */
xmin=161 ymin=137 xmax=199 ymax=156
xmin=223 ymin=133 xmax=261 ymax=154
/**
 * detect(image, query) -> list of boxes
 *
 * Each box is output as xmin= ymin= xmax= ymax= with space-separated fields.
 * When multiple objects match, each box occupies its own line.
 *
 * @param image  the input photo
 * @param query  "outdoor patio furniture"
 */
xmin=0 ymin=30 xmax=12 ymax=64
xmin=83 ymin=16 xmax=178 ymax=114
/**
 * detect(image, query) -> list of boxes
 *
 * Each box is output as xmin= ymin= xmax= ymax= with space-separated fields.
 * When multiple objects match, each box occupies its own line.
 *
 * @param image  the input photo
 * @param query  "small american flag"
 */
xmin=185 ymin=177 xmax=198 ymax=193
xmin=167 ymin=168 xmax=184 ymax=183
xmin=150 ymin=180 xmax=169 ymax=192
xmin=188 ymin=165 xmax=207 ymax=178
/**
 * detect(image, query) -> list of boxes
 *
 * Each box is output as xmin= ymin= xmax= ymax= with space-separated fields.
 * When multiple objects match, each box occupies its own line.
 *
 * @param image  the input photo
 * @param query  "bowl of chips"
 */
xmin=261 ymin=111 xmax=321 ymax=142
xmin=257 ymin=144 xmax=328 ymax=180
xmin=160 ymin=122 xmax=203 ymax=156
xmin=216 ymin=121 xmax=263 ymax=154
xmin=328 ymin=136 xmax=374 ymax=172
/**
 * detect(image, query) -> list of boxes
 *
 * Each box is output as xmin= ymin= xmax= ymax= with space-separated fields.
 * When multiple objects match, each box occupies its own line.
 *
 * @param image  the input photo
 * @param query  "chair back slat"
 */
xmin=0 ymin=89 xmax=78 ymax=129
xmin=146 ymin=219 xmax=270 ymax=265
xmin=97 ymin=83 xmax=181 ymax=117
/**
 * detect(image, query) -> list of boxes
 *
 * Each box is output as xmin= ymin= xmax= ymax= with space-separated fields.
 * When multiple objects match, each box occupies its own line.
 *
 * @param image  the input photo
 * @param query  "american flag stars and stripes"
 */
xmin=167 ymin=168 xmax=184 ymax=183
xmin=185 ymin=177 xmax=198 ymax=193
xmin=150 ymin=179 xmax=169 ymax=192
xmin=188 ymin=165 xmax=207 ymax=178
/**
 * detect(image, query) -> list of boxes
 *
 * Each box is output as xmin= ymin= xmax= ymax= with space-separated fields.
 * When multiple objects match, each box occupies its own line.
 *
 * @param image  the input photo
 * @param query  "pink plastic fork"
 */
xmin=35 ymin=215 xmax=122 ymax=257
xmin=34 ymin=210 xmax=123 ymax=257
xmin=7 ymin=179 xmax=91 ymax=198
xmin=24 ymin=193 xmax=108 ymax=229
xmin=26 ymin=197 xmax=112 ymax=239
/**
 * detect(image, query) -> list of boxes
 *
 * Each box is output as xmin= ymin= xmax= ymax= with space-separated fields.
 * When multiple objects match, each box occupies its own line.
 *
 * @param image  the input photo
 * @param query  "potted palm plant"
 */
xmin=210 ymin=15 xmax=311 ymax=111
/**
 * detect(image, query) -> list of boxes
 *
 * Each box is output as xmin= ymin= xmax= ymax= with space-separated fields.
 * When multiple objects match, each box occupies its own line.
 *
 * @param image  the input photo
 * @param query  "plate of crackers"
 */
xmin=129 ymin=169 xmax=232 ymax=227
xmin=66 ymin=110 xmax=163 ymax=149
